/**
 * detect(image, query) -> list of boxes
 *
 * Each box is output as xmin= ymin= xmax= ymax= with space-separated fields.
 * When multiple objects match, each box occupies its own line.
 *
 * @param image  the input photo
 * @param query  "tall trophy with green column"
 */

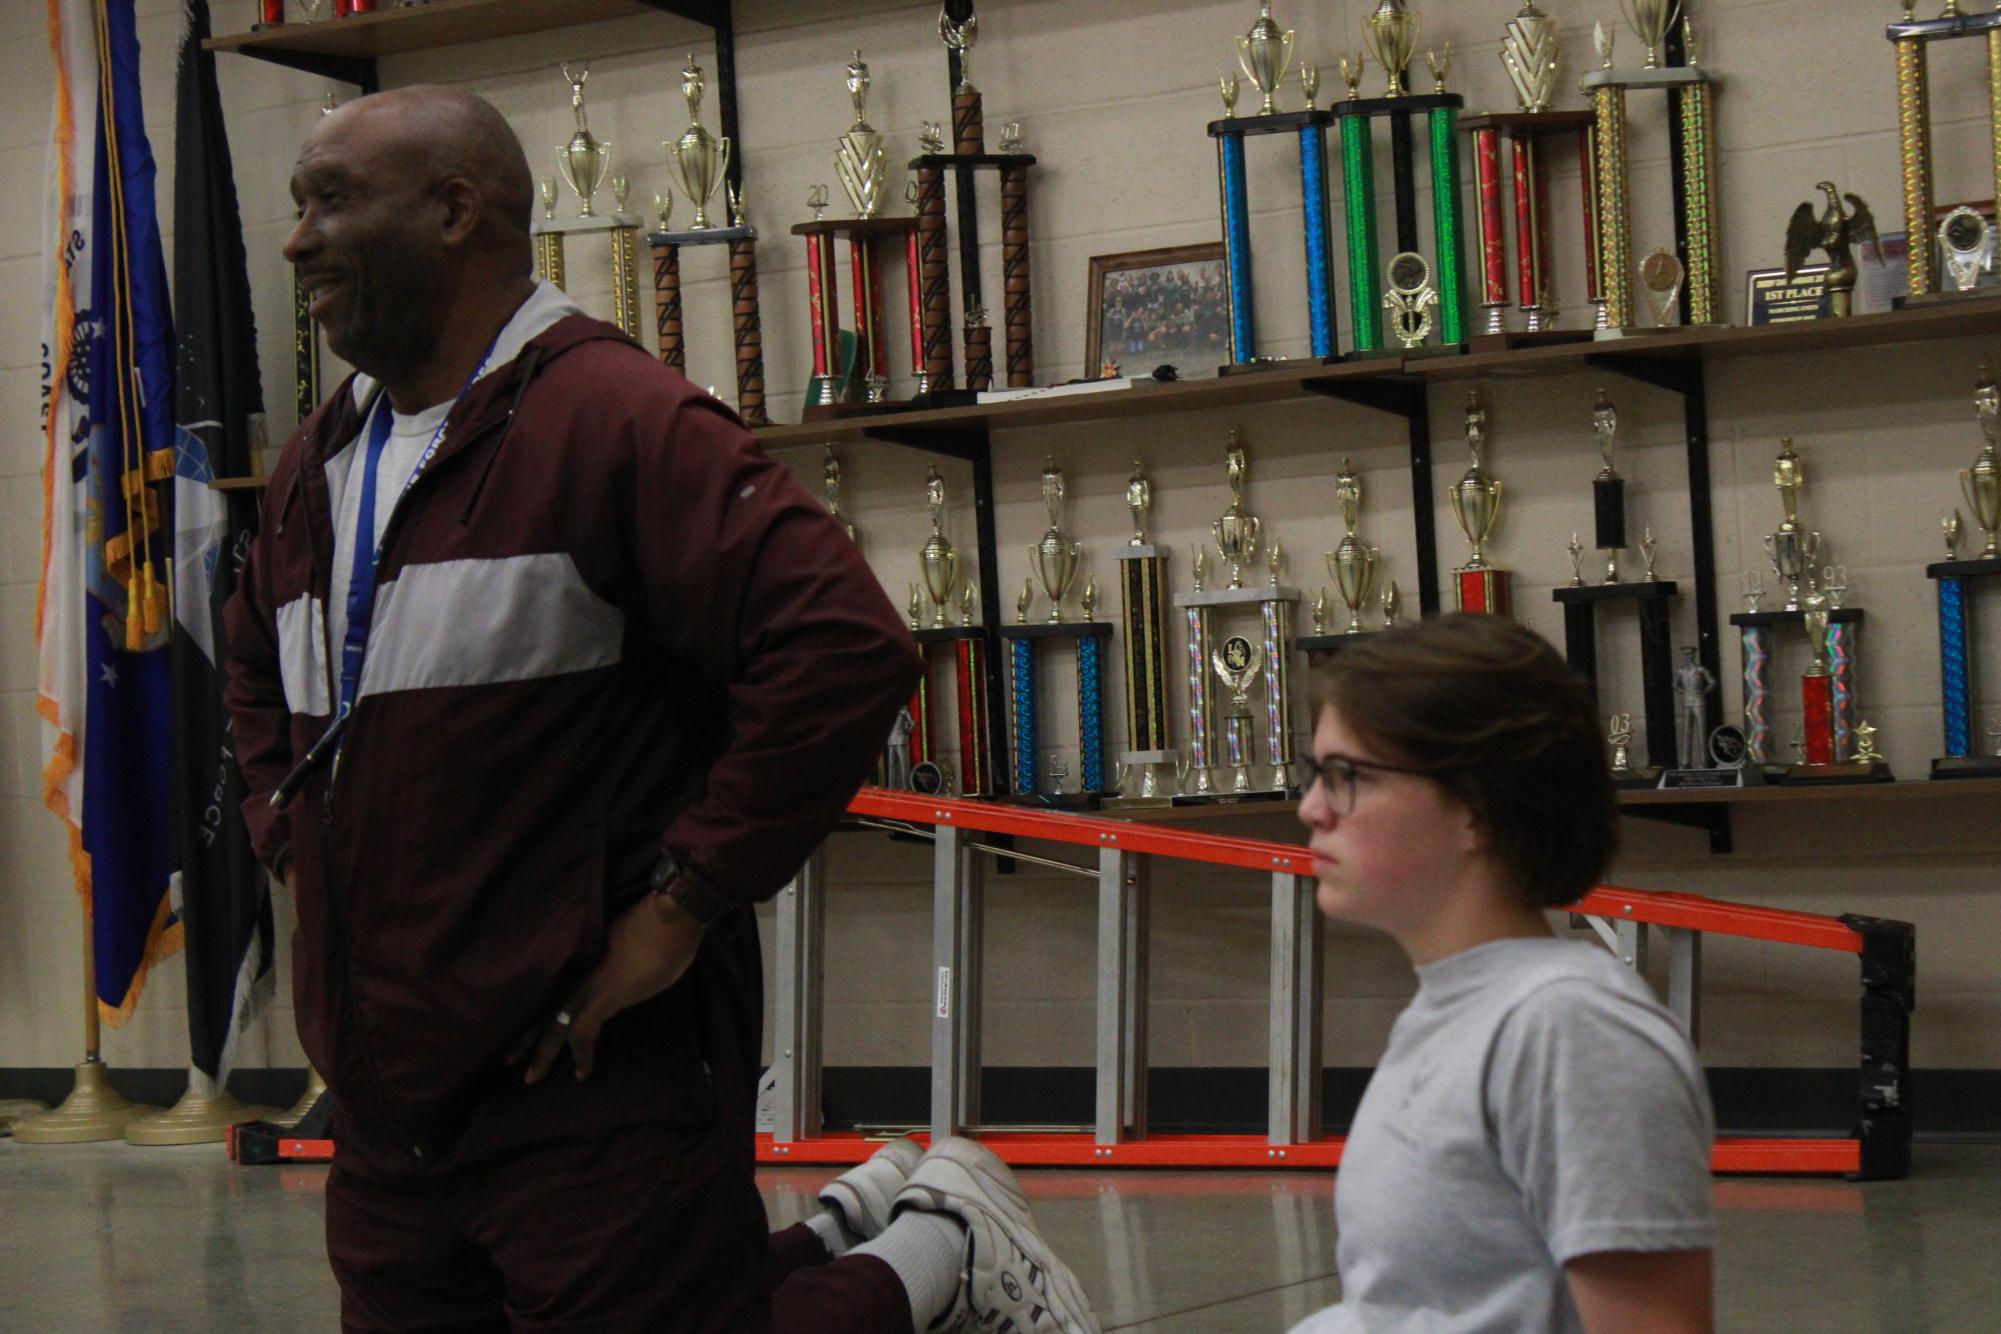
xmin=1331 ymin=1 xmax=1470 ymax=355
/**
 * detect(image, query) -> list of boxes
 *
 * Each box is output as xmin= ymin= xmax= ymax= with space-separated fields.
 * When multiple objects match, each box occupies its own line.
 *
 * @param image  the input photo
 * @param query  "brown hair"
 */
xmin=1308 ymin=614 xmax=1618 ymax=908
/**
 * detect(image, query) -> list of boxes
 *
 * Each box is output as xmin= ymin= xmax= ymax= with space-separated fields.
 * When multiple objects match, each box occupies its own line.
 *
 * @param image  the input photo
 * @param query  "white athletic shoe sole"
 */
xmin=818 ymin=1135 xmax=927 ymax=1241
xmin=894 ymin=1136 xmax=1102 ymax=1334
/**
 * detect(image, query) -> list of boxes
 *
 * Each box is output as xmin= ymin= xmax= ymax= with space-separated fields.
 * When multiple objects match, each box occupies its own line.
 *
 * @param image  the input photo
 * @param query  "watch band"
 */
xmin=649 ymin=852 xmax=732 ymax=927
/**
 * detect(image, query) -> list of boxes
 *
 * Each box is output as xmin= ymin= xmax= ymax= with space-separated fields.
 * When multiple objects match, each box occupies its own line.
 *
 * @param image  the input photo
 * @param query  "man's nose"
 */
xmin=282 ymin=213 xmax=315 ymax=266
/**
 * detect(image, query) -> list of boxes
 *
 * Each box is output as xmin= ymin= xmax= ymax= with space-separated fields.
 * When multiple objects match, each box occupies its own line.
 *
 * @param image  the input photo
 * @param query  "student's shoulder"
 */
xmin=1486 ymin=942 xmax=1694 ymax=1077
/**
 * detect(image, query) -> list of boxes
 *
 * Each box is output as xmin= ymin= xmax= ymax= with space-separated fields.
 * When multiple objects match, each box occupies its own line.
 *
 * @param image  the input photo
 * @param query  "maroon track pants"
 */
xmin=327 ymin=1125 xmax=914 ymax=1332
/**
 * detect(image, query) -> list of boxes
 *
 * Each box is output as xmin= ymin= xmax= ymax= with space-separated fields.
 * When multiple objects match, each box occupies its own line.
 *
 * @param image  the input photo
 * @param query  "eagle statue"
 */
xmin=1785 ymin=181 xmax=1881 ymax=318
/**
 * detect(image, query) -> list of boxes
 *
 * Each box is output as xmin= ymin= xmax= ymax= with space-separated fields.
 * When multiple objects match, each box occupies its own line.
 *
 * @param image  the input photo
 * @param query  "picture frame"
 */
xmin=1084 ymin=242 xmax=1230 ymax=380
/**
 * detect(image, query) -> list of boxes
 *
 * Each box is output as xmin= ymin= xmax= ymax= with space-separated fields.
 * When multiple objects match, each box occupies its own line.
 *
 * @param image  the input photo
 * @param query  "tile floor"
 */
xmin=2 ymin=1140 xmax=1997 ymax=1330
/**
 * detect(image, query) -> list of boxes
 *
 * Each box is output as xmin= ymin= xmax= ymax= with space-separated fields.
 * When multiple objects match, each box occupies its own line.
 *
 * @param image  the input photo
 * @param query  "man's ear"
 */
xmin=437 ymin=176 xmax=482 ymax=249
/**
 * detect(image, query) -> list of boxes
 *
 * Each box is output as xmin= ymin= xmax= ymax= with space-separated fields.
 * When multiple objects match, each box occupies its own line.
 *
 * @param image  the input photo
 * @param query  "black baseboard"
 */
xmin=6 ymin=1066 xmax=1995 ymax=1140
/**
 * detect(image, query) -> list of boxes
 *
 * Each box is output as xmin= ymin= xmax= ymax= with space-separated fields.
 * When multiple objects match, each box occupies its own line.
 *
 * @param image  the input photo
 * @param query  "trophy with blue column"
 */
xmin=1930 ymin=366 xmax=2001 ymax=778
xmin=1000 ymin=459 xmax=1114 ymax=806
xmin=1209 ymin=2 xmax=1342 ymax=370
xmin=1333 ymin=1 xmax=1471 ymax=355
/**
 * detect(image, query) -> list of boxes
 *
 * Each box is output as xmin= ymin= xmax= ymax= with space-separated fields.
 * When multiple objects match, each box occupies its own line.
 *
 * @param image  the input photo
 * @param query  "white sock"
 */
xmin=804 ymin=1207 xmax=863 ymax=1258
xmin=852 ymin=1209 xmax=966 ymax=1331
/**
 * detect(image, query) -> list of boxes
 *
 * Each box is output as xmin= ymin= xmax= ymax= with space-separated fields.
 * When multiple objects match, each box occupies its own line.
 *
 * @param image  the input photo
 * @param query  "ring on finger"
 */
xmin=554 ymin=1009 xmax=574 ymax=1027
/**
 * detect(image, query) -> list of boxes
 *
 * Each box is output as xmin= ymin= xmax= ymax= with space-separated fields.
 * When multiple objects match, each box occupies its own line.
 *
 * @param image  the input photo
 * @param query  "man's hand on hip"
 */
xmin=510 ymin=892 xmax=705 ymax=1084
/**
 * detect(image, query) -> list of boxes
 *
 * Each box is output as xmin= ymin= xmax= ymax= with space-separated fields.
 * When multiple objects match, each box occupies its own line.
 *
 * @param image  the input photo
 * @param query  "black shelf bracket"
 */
xmin=1624 ymin=802 xmax=1733 ymax=855
xmin=862 ymin=421 xmax=1010 ymax=801
xmin=1305 ymin=375 xmax=1439 ymax=617
xmin=1303 ymin=375 xmax=1423 ymax=420
xmin=1584 ymin=352 xmax=1700 ymax=398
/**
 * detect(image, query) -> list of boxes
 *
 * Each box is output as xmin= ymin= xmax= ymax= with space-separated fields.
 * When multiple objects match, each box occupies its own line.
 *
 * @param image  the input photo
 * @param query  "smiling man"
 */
xmin=223 ymin=87 xmax=1096 ymax=1333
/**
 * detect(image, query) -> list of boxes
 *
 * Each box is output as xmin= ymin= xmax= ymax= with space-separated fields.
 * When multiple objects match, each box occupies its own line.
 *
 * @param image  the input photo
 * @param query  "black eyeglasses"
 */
xmin=1289 ymin=752 xmax=1433 ymax=815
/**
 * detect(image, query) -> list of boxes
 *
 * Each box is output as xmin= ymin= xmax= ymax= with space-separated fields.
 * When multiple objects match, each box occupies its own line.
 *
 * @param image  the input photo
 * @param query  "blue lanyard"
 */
xmin=335 ymin=336 xmax=499 ymax=720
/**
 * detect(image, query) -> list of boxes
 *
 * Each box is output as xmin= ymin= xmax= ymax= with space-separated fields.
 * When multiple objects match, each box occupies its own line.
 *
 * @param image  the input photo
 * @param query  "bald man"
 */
xmin=224 ymin=88 xmax=1097 ymax=1332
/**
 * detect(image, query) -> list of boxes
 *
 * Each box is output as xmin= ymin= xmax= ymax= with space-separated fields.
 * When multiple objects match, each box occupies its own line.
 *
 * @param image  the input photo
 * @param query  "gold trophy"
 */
xmin=1032 ymin=457 xmax=1082 ymax=623
xmin=1211 ymin=634 xmax=1266 ymax=793
xmin=1364 ymin=0 xmax=1421 ymax=98
xmin=1212 ymin=432 xmax=1263 ymax=589
xmin=1963 ymin=363 xmax=2001 ymax=558
xmin=835 ymin=51 xmax=889 ymax=220
xmin=1450 ymin=393 xmax=1509 ymax=613
xmin=1236 ymin=1 xmax=1296 ymax=116
xmin=919 ymin=466 xmax=960 ymax=628
xmin=557 ymin=63 xmax=610 ymax=217
xmin=1762 ymin=437 xmax=1821 ymax=611
xmin=823 ymin=447 xmax=858 ymax=545
xmin=1501 ymin=0 xmax=1560 ymax=112
xmin=1621 ymin=0 xmax=1682 ymax=69
xmin=668 ymin=55 xmax=732 ymax=229
xmin=1326 ymin=458 xmax=1381 ymax=634
xmin=939 ymin=7 xmax=978 ymax=94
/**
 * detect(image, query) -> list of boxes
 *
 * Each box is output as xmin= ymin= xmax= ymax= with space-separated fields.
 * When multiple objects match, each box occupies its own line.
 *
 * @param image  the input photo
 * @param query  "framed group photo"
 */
xmin=1084 ymin=242 xmax=1230 ymax=380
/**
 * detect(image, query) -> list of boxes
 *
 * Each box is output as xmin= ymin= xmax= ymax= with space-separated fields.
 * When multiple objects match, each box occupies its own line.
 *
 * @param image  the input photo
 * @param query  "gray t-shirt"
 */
xmin=1291 ymin=936 xmax=1715 ymax=1333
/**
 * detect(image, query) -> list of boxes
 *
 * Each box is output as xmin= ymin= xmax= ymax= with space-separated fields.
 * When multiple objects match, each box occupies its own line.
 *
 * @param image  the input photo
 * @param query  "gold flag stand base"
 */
xmin=271 ymin=1068 xmax=328 ymax=1130
xmin=11 ymin=1059 xmax=149 ymax=1144
xmin=124 ymin=1087 xmax=282 ymax=1146
xmin=0 ymin=1099 xmax=50 ymax=1135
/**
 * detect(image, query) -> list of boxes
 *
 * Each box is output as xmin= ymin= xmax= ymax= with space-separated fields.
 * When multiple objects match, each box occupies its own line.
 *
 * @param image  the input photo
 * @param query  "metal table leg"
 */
xmin=930 ymin=822 xmax=983 ymax=1139
xmin=771 ymin=847 xmax=825 ymax=1142
xmin=1268 ymin=872 xmax=1323 ymax=1146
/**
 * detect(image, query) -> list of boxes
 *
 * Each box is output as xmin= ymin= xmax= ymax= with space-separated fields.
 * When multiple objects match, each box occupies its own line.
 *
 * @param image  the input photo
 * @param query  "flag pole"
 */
xmin=12 ymin=912 xmax=149 ymax=1144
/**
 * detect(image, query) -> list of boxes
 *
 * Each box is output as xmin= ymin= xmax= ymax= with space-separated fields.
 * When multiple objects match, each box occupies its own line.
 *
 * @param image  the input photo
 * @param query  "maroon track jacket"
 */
xmin=223 ymin=314 xmax=920 ymax=1160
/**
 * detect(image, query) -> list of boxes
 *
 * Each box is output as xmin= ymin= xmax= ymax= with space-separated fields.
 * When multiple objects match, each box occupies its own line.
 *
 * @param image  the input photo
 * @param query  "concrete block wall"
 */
xmin=2 ymin=0 xmax=1996 ymax=1079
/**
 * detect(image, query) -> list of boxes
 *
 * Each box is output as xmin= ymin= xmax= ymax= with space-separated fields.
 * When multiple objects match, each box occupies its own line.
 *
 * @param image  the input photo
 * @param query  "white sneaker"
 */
xmin=894 ymin=1137 xmax=1101 ymax=1334
xmin=818 ymin=1135 xmax=926 ymax=1240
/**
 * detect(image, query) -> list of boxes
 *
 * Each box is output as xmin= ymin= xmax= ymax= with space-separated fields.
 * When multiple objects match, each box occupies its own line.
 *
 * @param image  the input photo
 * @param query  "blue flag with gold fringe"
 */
xmin=39 ymin=0 xmax=179 ymax=1025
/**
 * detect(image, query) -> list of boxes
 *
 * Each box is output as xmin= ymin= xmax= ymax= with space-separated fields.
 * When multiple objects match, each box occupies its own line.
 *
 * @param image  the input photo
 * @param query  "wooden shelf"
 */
xmin=204 ymin=0 xmax=715 ymax=86
xmin=1066 ymin=774 xmax=2001 ymax=826
xmin=1620 ymin=775 xmax=2001 ymax=806
xmin=754 ymin=297 xmax=2001 ymax=445
xmin=753 ymin=359 xmax=1412 ymax=448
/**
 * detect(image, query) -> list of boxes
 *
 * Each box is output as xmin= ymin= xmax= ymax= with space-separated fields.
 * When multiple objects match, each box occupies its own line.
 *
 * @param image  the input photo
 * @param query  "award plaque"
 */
xmin=909 ymin=468 xmax=996 ymax=797
xmin=1460 ymin=3 xmax=1598 ymax=348
xmin=1656 ymin=722 xmax=1764 ymax=790
xmin=1207 ymin=1 xmax=1345 ymax=367
xmin=1746 ymin=264 xmax=1833 ymax=325
xmin=1929 ymin=365 xmax=2001 ymax=777
xmin=1581 ymin=8 xmax=1723 ymax=336
xmin=1887 ymin=6 xmax=2001 ymax=305
xmin=999 ymin=460 xmax=1114 ymax=806
xmin=1450 ymin=394 xmax=1510 ymax=614
xmin=1331 ymin=2 xmax=1471 ymax=355
xmin=1173 ymin=435 xmax=1300 ymax=802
